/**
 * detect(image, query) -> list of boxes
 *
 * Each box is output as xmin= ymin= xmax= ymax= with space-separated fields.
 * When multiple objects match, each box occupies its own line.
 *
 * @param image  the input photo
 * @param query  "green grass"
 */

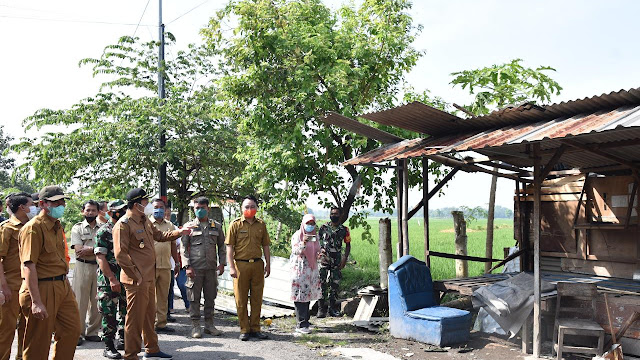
xmin=340 ymin=217 xmax=516 ymax=294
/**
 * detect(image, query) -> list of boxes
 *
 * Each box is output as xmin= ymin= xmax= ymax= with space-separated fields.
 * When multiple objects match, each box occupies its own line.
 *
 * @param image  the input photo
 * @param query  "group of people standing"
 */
xmin=0 ymin=185 xmax=352 ymax=360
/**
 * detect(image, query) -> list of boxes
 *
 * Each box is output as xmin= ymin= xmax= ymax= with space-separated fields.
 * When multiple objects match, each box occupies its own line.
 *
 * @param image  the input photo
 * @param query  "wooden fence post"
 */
xmin=451 ymin=211 xmax=468 ymax=278
xmin=379 ymin=218 xmax=393 ymax=289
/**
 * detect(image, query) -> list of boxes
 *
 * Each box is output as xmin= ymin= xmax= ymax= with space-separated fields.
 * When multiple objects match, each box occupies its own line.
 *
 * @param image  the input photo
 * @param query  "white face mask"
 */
xmin=143 ymin=202 xmax=154 ymax=217
xmin=6 ymin=208 xmax=13 ymax=217
xmin=27 ymin=205 xmax=38 ymax=219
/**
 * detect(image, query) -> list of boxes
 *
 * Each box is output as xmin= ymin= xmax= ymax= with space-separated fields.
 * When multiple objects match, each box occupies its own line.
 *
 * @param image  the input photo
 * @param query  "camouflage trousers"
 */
xmin=97 ymin=286 xmax=127 ymax=341
xmin=319 ymin=266 xmax=342 ymax=304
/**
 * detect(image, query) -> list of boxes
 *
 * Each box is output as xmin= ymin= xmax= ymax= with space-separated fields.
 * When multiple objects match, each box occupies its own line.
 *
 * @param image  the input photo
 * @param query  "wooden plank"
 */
xmin=408 ymin=165 xmax=460 ymax=220
xmin=426 ymin=250 xmax=501 ymax=262
xmin=423 ymin=157 xmax=430 ymax=267
xmin=540 ymin=144 xmax=567 ymax=180
xmin=533 ymin=143 xmax=542 ymax=358
xmin=523 ymin=193 xmax=582 ymax=201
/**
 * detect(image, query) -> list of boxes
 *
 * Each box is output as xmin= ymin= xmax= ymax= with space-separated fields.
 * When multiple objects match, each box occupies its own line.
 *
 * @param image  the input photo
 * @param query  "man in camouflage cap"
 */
xmin=94 ymin=200 xmax=128 ymax=359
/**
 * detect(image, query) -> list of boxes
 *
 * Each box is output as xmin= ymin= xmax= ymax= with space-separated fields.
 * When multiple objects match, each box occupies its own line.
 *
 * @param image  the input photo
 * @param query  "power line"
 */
xmin=0 ymin=14 xmax=153 ymax=26
xmin=167 ymin=0 xmax=211 ymax=24
xmin=132 ymin=0 xmax=152 ymax=39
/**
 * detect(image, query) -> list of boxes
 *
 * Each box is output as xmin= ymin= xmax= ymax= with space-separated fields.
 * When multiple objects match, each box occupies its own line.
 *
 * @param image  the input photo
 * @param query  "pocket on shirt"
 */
xmin=43 ymin=237 xmax=57 ymax=253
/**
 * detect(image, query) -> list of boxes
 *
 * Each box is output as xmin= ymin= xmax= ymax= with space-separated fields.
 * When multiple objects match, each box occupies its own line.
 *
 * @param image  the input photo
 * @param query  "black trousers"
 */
xmin=294 ymin=302 xmax=310 ymax=328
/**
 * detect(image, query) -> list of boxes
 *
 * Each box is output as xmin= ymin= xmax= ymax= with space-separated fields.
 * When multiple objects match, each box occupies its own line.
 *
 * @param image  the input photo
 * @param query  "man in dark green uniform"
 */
xmin=317 ymin=207 xmax=351 ymax=318
xmin=94 ymin=200 xmax=128 ymax=359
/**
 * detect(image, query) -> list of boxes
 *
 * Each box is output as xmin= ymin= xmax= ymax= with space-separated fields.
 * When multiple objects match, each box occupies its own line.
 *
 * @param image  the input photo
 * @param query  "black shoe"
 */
xmin=85 ymin=335 xmax=102 ymax=342
xmin=77 ymin=337 xmax=84 ymax=346
xmin=239 ymin=333 xmax=250 ymax=341
xmin=104 ymin=340 xmax=122 ymax=359
xmin=155 ymin=326 xmax=175 ymax=333
xmin=251 ymin=331 xmax=269 ymax=340
xmin=166 ymin=315 xmax=176 ymax=323
xmin=143 ymin=351 xmax=172 ymax=359
xmin=328 ymin=309 xmax=342 ymax=317
xmin=116 ymin=337 xmax=125 ymax=351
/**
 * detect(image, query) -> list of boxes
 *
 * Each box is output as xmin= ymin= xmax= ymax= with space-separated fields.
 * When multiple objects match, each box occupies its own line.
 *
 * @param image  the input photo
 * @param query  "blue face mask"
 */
xmin=195 ymin=208 xmax=208 ymax=219
xmin=153 ymin=208 xmax=165 ymax=219
xmin=49 ymin=205 xmax=65 ymax=219
xmin=304 ymin=224 xmax=315 ymax=233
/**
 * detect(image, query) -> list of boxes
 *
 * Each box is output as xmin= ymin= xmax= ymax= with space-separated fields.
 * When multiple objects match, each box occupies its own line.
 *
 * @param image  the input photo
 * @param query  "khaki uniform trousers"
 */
xmin=154 ymin=268 xmax=171 ymax=328
xmin=72 ymin=261 xmax=100 ymax=337
xmin=19 ymin=279 xmax=81 ymax=360
xmin=123 ymin=281 xmax=159 ymax=360
xmin=232 ymin=260 xmax=264 ymax=334
xmin=186 ymin=269 xmax=218 ymax=322
xmin=0 ymin=285 xmax=25 ymax=360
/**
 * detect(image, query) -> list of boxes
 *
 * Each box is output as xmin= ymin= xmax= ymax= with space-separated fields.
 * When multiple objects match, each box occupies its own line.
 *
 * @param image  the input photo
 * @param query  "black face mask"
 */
xmin=330 ymin=215 xmax=340 ymax=223
xmin=85 ymin=216 xmax=97 ymax=223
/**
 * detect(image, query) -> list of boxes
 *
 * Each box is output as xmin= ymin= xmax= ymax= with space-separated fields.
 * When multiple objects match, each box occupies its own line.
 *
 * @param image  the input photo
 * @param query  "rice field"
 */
xmin=340 ymin=217 xmax=516 ymax=293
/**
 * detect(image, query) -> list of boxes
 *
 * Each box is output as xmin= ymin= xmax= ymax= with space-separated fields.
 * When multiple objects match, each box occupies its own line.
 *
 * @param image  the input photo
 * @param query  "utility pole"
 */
xmin=158 ymin=0 xmax=167 ymax=202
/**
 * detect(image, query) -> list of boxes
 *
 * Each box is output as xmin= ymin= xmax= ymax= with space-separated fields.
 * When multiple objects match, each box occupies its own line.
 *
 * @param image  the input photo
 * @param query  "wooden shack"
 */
xmin=322 ymin=87 xmax=640 ymax=357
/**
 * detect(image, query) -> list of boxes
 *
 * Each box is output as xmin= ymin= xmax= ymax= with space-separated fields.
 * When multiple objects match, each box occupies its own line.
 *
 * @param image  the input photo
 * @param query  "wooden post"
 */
xmin=485 ymin=172 xmax=498 ymax=273
xmin=396 ymin=159 xmax=404 ymax=260
xmin=402 ymin=159 xmax=410 ymax=256
xmin=533 ymin=143 xmax=542 ymax=358
xmin=423 ymin=157 xmax=430 ymax=267
xmin=451 ymin=211 xmax=468 ymax=278
xmin=378 ymin=218 xmax=393 ymax=289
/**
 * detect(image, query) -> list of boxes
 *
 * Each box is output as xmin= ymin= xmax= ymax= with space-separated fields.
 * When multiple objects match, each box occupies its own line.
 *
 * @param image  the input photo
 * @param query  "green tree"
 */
xmin=201 ymin=0 xmax=424 ymax=241
xmin=15 ymin=36 xmax=248 ymax=220
xmin=450 ymin=58 xmax=562 ymax=272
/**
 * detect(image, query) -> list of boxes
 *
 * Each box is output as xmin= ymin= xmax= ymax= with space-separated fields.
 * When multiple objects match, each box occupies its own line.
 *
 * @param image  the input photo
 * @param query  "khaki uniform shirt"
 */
xmin=19 ymin=213 xmax=68 ymax=279
xmin=181 ymin=219 xmax=226 ymax=270
xmin=0 ymin=216 xmax=26 ymax=289
xmin=70 ymin=219 xmax=100 ymax=261
xmin=151 ymin=217 xmax=176 ymax=270
xmin=225 ymin=216 xmax=271 ymax=260
xmin=113 ymin=210 xmax=181 ymax=285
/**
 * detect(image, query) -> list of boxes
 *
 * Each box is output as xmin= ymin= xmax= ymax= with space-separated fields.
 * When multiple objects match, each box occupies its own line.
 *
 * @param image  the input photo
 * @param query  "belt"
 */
xmin=76 ymin=258 xmax=98 ymax=265
xmin=39 ymin=275 xmax=66 ymax=282
xmin=235 ymin=258 xmax=262 ymax=263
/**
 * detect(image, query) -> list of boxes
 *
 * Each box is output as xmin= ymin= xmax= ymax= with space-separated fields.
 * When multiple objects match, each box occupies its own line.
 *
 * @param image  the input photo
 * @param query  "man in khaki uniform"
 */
xmin=19 ymin=186 xmax=81 ymax=360
xmin=113 ymin=188 xmax=190 ymax=360
xmin=0 ymin=193 xmax=34 ymax=360
xmin=182 ymin=197 xmax=226 ymax=338
xmin=226 ymin=195 xmax=271 ymax=341
xmin=149 ymin=198 xmax=177 ymax=333
xmin=71 ymin=200 xmax=102 ymax=344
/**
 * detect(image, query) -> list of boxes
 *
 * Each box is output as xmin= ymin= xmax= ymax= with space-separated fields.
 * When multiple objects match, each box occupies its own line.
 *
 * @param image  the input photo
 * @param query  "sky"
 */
xmin=2 ymin=0 xmax=640 ymax=210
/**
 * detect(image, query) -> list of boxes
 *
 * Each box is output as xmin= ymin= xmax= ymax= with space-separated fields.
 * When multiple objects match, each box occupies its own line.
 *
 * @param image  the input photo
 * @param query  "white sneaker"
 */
xmin=295 ymin=327 xmax=311 ymax=334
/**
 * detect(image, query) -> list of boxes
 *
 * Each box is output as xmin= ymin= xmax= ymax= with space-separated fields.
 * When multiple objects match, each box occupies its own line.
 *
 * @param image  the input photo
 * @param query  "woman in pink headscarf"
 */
xmin=289 ymin=213 xmax=322 ymax=334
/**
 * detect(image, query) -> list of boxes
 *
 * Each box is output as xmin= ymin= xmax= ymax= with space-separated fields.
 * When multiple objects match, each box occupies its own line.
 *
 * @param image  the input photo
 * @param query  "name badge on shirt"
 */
xmin=192 ymin=231 xmax=203 ymax=236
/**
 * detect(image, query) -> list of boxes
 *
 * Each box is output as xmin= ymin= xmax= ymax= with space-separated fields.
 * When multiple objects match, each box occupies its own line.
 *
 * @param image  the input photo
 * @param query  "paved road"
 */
xmin=10 ymin=304 xmax=335 ymax=360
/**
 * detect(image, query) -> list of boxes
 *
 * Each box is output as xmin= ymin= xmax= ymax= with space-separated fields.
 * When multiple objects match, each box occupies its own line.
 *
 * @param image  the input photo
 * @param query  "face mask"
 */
xmin=48 ymin=205 xmax=65 ymax=219
xmin=85 ymin=215 xmax=97 ymax=223
xmin=243 ymin=208 xmax=257 ymax=218
xmin=6 ymin=208 xmax=13 ymax=216
xmin=195 ymin=208 xmax=208 ymax=219
xmin=330 ymin=215 xmax=340 ymax=223
xmin=304 ymin=224 xmax=315 ymax=233
xmin=153 ymin=208 xmax=165 ymax=219
xmin=104 ymin=213 xmax=111 ymax=222
xmin=27 ymin=205 xmax=38 ymax=219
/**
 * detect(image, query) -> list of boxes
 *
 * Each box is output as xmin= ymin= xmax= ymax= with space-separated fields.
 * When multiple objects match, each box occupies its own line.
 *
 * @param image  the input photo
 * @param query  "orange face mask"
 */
xmin=243 ymin=208 xmax=257 ymax=218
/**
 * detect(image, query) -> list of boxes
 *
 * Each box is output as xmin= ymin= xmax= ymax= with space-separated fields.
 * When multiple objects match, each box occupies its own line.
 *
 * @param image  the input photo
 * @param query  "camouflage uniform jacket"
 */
xmin=94 ymin=221 xmax=120 ymax=286
xmin=318 ymin=223 xmax=350 ymax=269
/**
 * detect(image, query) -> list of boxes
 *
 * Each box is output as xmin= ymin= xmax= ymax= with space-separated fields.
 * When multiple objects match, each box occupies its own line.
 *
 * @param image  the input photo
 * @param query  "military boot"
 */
xmin=328 ymin=299 xmax=342 ymax=317
xmin=190 ymin=321 xmax=202 ymax=338
xmin=116 ymin=331 xmax=125 ymax=351
xmin=317 ymin=299 xmax=327 ymax=318
xmin=204 ymin=319 xmax=223 ymax=336
xmin=103 ymin=340 xmax=123 ymax=359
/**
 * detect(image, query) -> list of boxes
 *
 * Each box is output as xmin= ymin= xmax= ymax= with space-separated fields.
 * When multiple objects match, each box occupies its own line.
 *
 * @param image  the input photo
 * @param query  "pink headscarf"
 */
xmin=299 ymin=213 xmax=320 ymax=270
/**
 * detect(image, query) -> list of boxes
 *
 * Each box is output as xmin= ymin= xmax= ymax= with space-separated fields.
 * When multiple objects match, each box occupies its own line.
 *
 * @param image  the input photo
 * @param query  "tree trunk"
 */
xmin=452 ymin=211 xmax=468 ymax=278
xmin=378 ymin=218 xmax=392 ymax=289
xmin=485 ymin=172 xmax=498 ymax=273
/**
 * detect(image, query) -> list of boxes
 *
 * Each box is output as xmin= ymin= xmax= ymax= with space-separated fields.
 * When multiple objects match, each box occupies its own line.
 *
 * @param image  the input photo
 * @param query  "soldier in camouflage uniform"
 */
xmin=94 ymin=200 xmax=128 ymax=359
xmin=317 ymin=207 xmax=351 ymax=318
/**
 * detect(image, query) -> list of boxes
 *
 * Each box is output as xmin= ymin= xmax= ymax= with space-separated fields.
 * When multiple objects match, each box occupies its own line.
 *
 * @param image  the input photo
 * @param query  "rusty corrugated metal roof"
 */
xmin=344 ymin=104 xmax=640 ymax=172
xmin=320 ymin=112 xmax=403 ymax=144
xmin=359 ymin=87 xmax=640 ymax=137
